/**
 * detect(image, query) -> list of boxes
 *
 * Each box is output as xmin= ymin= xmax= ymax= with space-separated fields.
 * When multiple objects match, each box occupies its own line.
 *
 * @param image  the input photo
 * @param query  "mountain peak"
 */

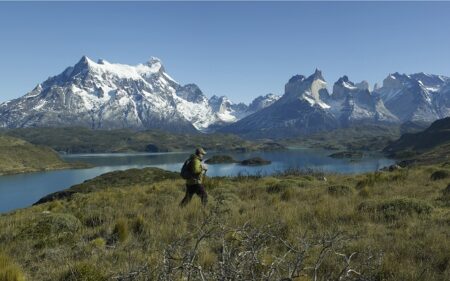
xmin=144 ymin=57 xmax=164 ymax=73
xmin=311 ymin=68 xmax=325 ymax=81
xmin=146 ymin=57 xmax=162 ymax=66
xmin=288 ymin=74 xmax=306 ymax=84
xmin=70 ymin=55 xmax=95 ymax=76
xmin=336 ymin=75 xmax=351 ymax=85
xmin=78 ymin=55 xmax=94 ymax=65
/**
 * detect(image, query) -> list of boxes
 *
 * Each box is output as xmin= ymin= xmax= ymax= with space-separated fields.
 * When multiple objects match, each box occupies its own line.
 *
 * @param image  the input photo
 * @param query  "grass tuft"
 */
xmin=0 ymin=252 xmax=25 ymax=281
xmin=112 ymin=218 xmax=129 ymax=243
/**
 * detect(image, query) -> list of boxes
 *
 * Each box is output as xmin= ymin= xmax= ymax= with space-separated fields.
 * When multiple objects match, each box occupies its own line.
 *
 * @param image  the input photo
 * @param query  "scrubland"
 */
xmin=0 ymin=164 xmax=449 ymax=280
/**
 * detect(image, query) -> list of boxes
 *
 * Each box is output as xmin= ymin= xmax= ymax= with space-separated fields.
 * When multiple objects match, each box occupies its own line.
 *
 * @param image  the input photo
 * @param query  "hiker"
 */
xmin=179 ymin=147 xmax=208 ymax=207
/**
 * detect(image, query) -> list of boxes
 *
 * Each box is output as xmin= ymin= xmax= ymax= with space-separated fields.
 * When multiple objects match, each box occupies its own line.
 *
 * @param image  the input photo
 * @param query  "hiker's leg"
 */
xmin=198 ymin=184 xmax=208 ymax=206
xmin=180 ymin=185 xmax=193 ymax=207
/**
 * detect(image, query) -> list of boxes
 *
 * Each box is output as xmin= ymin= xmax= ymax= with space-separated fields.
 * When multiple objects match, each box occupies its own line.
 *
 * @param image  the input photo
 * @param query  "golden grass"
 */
xmin=0 ymin=252 xmax=25 ymax=281
xmin=0 ymin=164 xmax=449 ymax=280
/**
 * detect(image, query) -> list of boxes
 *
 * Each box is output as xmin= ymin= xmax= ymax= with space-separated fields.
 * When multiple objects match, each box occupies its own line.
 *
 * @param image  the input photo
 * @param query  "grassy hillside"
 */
xmin=384 ymin=117 xmax=450 ymax=165
xmin=0 ymin=165 xmax=449 ymax=280
xmin=0 ymin=135 xmax=87 ymax=175
xmin=2 ymin=127 xmax=284 ymax=154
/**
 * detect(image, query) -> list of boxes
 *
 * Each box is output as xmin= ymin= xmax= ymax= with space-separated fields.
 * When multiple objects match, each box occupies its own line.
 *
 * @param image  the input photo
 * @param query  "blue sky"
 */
xmin=0 ymin=1 xmax=450 ymax=104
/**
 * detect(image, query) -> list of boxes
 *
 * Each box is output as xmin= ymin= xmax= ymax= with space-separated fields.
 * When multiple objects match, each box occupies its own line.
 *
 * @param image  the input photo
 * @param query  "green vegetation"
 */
xmin=1 ymin=164 xmax=449 ymax=280
xmin=0 ymin=135 xmax=87 ymax=175
xmin=2 ymin=127 xmax=285 ymax=154
xmin=205 ymin=155 xmax=237 ymax=164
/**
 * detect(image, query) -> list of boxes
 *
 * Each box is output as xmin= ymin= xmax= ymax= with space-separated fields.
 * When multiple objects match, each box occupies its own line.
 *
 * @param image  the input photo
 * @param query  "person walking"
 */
xmin=179 ymin=147 xmax=208 ymax=207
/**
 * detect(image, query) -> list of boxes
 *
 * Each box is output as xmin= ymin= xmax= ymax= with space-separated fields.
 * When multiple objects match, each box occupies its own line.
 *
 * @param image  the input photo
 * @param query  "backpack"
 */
xmin=180 ymin=158 xmax=194 ymax=179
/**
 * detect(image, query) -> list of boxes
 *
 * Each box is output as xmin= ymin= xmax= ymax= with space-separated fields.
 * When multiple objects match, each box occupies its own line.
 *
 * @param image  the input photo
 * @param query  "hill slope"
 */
xmin=384 ymin=117 xmax=450 ymax=163
xmin=0 ymin=135 xmax=85 ymax=175
xmin=0 ymin=166 xmax=448 ymax=280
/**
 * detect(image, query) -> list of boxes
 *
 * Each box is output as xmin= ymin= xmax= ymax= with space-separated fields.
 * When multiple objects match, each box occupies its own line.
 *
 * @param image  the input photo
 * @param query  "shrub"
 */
xmin=358 ymin=198 xmax=433 ymax=221
xmin=0 ymin=253 xmax=25 ymax=281
xmin=430 ymin=170 xmax=450 ymax=181
xmin=441 ymin=184 xmax=450 ymax=205
xmin=443 ymin=184 xmax=450 ymax=197
xmin=358 ymin=186 xmax=370 ymax=198
xmin=47 ymin=200 xmax=63 ymax=211
xmin=327 ymin=185 xmax=353 ymax=196
xmin=83 ymin=212 xmax=106 ymax=227
xmin=203 ymin=177 xmax=223 ymax=191
xmin=280 ymin=188 xmax=294 ymax=201
xmin=132 ymin=215 xmax=145 ymax=234
xmin=197 ymin=248 xmax=217 ymax=270
xmin=90 ymin=237 xmax=106 ymax=249
xmin=60 ymin=262 xmax=107 ymax=281
xmin=356 ymin=172 xmax=384 ymax=189
xmin=25 ymin=213 xmax=81 ymax=248
xmin=112 ymin=218 xmax=129 ymax=243
xmin=266 ymin=180 xmax=296 ymax=194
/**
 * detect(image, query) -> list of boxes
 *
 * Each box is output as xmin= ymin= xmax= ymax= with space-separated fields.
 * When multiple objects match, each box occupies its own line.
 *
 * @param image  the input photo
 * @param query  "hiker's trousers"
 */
xmin=180 ymin=183 xmax=208 ymax=206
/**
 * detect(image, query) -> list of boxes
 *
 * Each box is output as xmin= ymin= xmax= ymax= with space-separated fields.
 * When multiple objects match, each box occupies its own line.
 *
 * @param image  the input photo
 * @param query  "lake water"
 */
xmin=0 ymin=149 xmax=394 ymax=213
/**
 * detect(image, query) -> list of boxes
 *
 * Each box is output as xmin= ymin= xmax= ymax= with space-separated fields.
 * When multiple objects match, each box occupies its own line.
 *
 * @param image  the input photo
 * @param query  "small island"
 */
xmin=240 ymin=157 xmax=271 ymax=166
xmin=204 ymin=155 xmax=272 ymax=166
xmin=328 ymin=151 xmax=363 ymax=159
xmin=205 ymin=155 xmax=238 ymax=164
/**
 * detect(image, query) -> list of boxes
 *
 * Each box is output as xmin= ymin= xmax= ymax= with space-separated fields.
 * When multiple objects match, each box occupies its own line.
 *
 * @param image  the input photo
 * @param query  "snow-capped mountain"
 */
xmin=208 ymin=95 xmax=249 ymax=123
xmin=1 ymin=56 xmax=449 ymax=138
xmin=221 ymin=70 xmax=450 ymax=138
xmin=374 ymin=72 xmax=450 ymax=122
xmin=330 ymin=76 xmax=399 ymax=126
xmin=0 ymin=56 xmax=251 ymax=132
xmin=220 ymin=70 xmax=339 ymax=138
xmin=247 ymin=93 xmax=281 ymax=113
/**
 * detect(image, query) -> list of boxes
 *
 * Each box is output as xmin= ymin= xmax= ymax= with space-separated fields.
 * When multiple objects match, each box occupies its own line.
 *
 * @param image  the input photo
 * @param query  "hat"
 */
xmin=195 ymin=147 xmax=207 ymax=155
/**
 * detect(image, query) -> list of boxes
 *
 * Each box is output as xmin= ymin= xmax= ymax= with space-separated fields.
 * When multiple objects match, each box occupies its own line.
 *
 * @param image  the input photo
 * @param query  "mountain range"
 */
xmin=0 ymin=56 xmax=279 ymax=133
xmin=1 ymin=56 xmax=449 ymax=138
xmin=221 ymin=70 xmax=450 ymax=138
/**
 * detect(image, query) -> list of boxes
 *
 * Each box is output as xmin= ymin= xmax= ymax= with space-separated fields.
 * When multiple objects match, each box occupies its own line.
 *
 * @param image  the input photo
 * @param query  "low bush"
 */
xmin=83 ymin=212 xmax=106 ymax=227
xmin=356 ymin=172 xmax=385 ymax=189
xmin=327 ymin=185 xmax=353 ymax=196
xmin=358 ymin=198 xmax=433 ymax=221
xmin=443 ymin=184 xmax=450 ymax=197
xmin=60 ymin=262 xmax=107 ymax=281
xmin=24 ymin=213 xmax=81 ymax=248
xmin=430 ymin=170 xmax=450 ymax=181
